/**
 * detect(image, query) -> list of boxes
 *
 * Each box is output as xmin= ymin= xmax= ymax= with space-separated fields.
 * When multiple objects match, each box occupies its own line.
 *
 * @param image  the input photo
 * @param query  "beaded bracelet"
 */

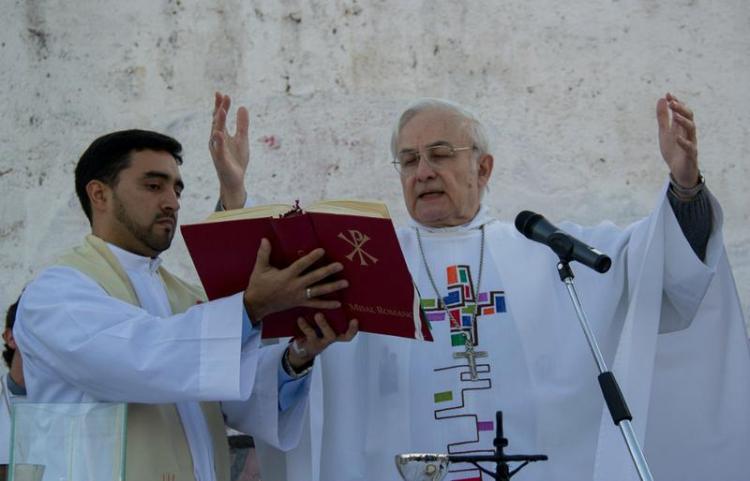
xmin=282 ymin=347 xmax=314 ymax=379
xmin=669 ymin=172 xmax=705 ymax=201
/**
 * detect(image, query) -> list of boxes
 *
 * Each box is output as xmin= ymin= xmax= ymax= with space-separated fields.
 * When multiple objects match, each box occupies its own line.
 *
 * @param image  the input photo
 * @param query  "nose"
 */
xmin=414 ymin=151 xmax=437 ymax=181
xmin=162 ymin=189 xmax=180 ymax=213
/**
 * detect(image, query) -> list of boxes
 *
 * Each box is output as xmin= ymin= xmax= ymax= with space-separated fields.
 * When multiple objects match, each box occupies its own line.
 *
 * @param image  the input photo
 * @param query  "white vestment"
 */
xmin=0 ymin=373 xmax=26 ymax=465
xmin=15 ymin=243 xmax=310 ymax=481
xmin=256 ymin=185 xmax=750 ymax=481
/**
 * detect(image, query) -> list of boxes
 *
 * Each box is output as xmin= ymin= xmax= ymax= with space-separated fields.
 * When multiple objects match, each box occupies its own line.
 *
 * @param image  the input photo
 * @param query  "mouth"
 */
xmin=155 ymin=217 xmax=176 ymax=229
xmin=417 ymin=190 xmax=445 ymax=200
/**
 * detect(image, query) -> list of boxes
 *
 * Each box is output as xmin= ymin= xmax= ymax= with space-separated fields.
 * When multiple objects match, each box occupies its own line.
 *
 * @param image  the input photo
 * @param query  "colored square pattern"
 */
xmin=445 ymin=290 xmax=461 ymax=306
xmin=459 ymin=267 xmax=468 ymax=283
xmin=477 ymin=421 xmax=494 ymax=432
xmin=434 ymin=391 xmax=453 ymax=403
xmin=449 ymin=309 xmax=462 ymax=329
xmin=495 ymin=296 xmax=506 ymax=312
xmin=421 ymin=298 xmax=437 ymax=309
xmin=418 ymin=264 xmax=507 ymax=350
xmin=447 ymin=265 xmax=458 ymax=284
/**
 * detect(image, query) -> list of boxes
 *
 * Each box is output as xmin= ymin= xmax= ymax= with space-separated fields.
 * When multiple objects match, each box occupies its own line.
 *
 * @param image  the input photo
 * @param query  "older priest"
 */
xmin=254 ymin=94 xmax=750 ymax=481
xmin=14 ymin=129 xmax=354 ymax=481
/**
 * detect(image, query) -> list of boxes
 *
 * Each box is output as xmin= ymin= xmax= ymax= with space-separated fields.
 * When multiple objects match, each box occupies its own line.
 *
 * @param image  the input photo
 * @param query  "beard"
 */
xmin=113 ymin=194 xmax=175 ymax=255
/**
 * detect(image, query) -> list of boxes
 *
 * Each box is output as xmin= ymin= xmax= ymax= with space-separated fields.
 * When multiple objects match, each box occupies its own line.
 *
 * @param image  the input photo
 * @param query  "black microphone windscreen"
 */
xmin=514 ymin=210 xmax=540 ymax=238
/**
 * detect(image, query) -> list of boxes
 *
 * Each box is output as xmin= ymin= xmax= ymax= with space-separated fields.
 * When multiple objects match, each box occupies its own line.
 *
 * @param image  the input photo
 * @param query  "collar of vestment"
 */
xmin=408 ymin=204 xmax=494 ymax=235
xmin=57 ymin=234 xmax=205 ymax=310
xmin=106 ymin=242 xmax=163 ymax=274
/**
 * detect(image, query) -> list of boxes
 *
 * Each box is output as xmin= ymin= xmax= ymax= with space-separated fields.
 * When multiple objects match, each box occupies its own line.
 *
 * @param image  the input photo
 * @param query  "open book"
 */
xmin=181 ymin=200 xmax=432 ymax=341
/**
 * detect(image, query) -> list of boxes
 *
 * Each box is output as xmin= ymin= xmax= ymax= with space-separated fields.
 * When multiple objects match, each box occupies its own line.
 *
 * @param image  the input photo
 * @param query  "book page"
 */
xmin=307 ymin=199 xmax=391 ymax=219
xmin=187 ymin=199 xmax=391 ymax=224
xmin=197 ymin=204 xmax=292 ymax=223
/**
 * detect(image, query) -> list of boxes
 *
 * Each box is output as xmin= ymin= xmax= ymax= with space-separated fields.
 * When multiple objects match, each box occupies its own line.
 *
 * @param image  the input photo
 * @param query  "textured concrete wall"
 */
xmin=1 ymin=1 xmax=748 ymax=331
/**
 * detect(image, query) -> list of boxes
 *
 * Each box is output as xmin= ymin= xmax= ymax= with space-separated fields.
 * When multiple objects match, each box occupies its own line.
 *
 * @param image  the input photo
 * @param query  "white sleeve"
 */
xmin=561 ymin=184 xmax=719 ymax=333
xmin=15 ymin=266 xmax=255 ymax=404
xmin=658 ymin=189 xmax=720 ymax=332
xmin=222 ymin=342 xmax=312 ymax=451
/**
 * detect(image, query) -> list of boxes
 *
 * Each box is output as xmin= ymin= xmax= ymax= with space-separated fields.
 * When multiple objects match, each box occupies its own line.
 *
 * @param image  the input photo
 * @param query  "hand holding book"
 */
xmin=242 ymin=239 xmax=348 ymax=321
xmin=287 ymin=314 xmax=359 ymax=370
xmin=182 ymin=199 xmax=432 ymax=341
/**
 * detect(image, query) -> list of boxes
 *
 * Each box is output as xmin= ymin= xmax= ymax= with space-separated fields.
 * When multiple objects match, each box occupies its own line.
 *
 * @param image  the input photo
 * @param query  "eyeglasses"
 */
xmin=392 ymin=144 xmax=475 ymax=176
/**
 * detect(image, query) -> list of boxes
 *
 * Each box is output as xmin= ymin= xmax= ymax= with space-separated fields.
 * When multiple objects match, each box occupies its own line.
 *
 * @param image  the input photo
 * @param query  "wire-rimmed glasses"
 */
xmin=392 ymin=144 xmax=475 ymax=176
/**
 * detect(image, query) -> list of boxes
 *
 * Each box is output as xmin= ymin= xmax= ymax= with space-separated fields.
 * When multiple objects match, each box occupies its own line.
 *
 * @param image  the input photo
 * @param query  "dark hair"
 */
xmin=75 ymin=129 xmax=183 ymax=224
xmin=3 ymin=298 xmax=19 ymax=368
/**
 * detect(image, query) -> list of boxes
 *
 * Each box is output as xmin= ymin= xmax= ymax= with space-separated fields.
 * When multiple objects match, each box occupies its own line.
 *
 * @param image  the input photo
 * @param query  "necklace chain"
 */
xmin=416 ymin=225 xmax=485 ymax=345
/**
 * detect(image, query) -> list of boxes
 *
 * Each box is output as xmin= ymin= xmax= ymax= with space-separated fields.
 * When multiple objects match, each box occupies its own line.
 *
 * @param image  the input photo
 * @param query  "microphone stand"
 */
xmin=548 ymin=233 xmax=654 ymax=481
xmin=447 ymin=411 xmax=547 ymax=481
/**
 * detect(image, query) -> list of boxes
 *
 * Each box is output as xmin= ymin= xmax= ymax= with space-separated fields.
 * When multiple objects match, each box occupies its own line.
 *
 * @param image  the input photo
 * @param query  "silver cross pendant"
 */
xmin=453 ymin=332 xmax=487 ymax=380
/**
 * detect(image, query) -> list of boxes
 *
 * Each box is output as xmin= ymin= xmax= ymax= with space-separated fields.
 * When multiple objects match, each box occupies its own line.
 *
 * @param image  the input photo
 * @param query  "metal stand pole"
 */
xmin=557 ymin=260 xmax=654 ymax=481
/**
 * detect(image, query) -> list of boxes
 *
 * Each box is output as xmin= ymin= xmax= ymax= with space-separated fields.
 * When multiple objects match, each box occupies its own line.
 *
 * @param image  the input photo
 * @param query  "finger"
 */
xmin=669 ymin=99 xmax=693 ymax=120
xmin=297 ymin=317 xmax=319 ymax=341
xmin=306 ymin=279 xmax=349 ymax=299
xmin=299 ymin=261 xmax=344 ymax=286
xmin=236 ymin=106 xmax=250 ymax=141
xmin=210 ymin=133 xmax=225 ymax=159
xmin=288 ymin=248 xmax=327 ymax=276
xmin=212 ymin=92 xmax=222 ymax=131
xmin=254 ymin=238 xmax=271 ymax=270
xmin=670 ymin=112 xmax=696 ymax=141
xmin=214 ymin=92 xmax=222 ymax=114
xmin=214 ymin=106 xmax=228 ymax=135
xmin=675 ymin=136 xmax=698 ymax=158
xmin=656 ymin=98 xmax=670 ymax=134
xmin=338 ymin=319 xmax=359 ymax=342
xmin=303 ymin=299 xmax=343 ymax=310
xmin=313 ymin=313 xmax=337 ymax=343
xmin=223 ymin=94 xmax=232 ymax=117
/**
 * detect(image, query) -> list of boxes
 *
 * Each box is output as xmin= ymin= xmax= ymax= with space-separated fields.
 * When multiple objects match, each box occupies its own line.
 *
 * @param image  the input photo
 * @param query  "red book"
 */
xmin=181 ymin=200 xmax=432 ymax=341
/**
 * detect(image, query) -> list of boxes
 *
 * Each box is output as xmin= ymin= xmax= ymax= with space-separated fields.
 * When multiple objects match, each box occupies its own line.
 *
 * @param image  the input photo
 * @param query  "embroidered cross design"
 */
xmin=338 ymin=230 xmax=378 ymax=266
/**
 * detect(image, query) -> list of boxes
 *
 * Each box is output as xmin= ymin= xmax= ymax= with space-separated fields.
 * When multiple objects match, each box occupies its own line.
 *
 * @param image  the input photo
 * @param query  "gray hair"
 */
xmin=389 ymin=98 xmax=490 ymax=160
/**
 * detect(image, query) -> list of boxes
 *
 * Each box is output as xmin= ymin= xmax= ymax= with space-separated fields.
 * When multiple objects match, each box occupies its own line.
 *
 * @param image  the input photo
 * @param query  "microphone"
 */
xmin=514 ymin=210 xmax=612 ymax=273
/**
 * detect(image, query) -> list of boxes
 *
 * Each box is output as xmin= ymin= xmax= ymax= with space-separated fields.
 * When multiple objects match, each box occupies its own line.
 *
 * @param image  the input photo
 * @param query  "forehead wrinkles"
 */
xmin=398 ymin=109 xmax=472 ymax=149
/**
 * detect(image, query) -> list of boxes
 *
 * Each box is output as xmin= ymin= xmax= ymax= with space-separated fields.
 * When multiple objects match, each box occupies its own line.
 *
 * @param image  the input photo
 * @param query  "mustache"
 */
xmin=155 ymin=213 xmax=177 ymax=223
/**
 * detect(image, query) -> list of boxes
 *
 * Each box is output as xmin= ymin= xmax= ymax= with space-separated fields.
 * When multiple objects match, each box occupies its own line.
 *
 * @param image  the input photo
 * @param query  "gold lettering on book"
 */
xmin=338 ymin=230 xmax=379 ymax=266
xmin=348 ymin=303 xmax=411 ymax=318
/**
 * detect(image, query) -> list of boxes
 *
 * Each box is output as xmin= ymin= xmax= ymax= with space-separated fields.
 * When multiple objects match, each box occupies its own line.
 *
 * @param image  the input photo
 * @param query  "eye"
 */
xmin=429 ymin=145 xmax=454 ymax=158
xmin=398 ymin=151 xmax=419 ymax=168
xmin=146 ymin=183 xmax=161 ymax=191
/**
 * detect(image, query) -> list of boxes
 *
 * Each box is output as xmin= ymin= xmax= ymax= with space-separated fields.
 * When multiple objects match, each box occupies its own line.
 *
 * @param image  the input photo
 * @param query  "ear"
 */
xmin=86 ymin=180 xmax=111 ymax=216
xmin=2 ymin=329 xmax=16 ymax=350
xmin=477 ymin=153 xmax=494 ymax=189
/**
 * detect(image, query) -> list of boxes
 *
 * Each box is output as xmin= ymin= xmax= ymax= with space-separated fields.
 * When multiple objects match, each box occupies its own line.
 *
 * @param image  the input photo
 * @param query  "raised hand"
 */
xmin=286 ymin=314 xmax=359 ymax=369
xmin=210 ymin=91 xmax=250 ymax=210
xmin=242 ymin=239 xmax=349 ymax=321
xmin=657 ymin=93 xmax=700 ymax=188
